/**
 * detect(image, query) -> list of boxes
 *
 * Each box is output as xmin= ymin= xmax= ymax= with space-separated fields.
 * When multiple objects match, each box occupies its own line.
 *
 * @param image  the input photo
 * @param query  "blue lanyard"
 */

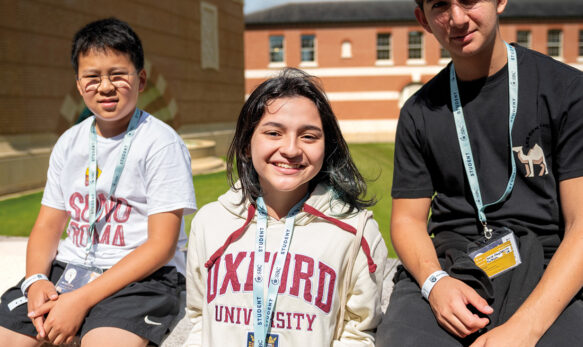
xmin=253 ymin=196 xmax=306 ymax=347
xmin=86 ymin=108 xmax=142 ymax=258
xmin=449 ymin=42 xmax=518 ymax=239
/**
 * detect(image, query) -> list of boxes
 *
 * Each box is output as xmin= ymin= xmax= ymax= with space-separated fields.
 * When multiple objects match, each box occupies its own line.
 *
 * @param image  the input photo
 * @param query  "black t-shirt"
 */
xmin=392 ymin=44 xmax=583 ymax=239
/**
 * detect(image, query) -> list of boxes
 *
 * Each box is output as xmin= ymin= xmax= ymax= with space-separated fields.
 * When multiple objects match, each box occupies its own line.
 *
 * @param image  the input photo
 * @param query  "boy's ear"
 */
xmin=138 ymin=69 xmax=147 ymax=92
xmin=414 ymin=6 xmax=433 ymax=34
xmin=496 ymin=0 xmax=508 ymax=15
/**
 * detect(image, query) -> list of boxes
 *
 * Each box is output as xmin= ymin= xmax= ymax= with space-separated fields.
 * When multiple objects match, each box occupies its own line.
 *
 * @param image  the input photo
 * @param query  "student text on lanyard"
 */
xmin=86 ymin=108 xmax=142 ymax=263
xmin=449 ymin=42 xmax=518 ymax=239
xmin=253 ymin=195 xmax=307 ymax=347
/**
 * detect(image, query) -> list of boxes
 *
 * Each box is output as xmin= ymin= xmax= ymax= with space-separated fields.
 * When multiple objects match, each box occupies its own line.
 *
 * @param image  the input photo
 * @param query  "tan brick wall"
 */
xmin=0 ymin=0 xmax=245 ymax=195
xmin=0 ymin=0 xmax=244 ymax=136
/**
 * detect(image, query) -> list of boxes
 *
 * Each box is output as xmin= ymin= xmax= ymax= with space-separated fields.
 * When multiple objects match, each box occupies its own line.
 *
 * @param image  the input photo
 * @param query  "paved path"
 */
xmin=0 ymin=237 xmax=399 ymax=346
xmin=0 ymin=236 xmax=27 ymax=294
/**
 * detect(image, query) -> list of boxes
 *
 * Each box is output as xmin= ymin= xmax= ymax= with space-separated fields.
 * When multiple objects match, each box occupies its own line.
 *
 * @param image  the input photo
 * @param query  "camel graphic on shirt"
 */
xmin=512 ymin=144 xmax=548 ymax=177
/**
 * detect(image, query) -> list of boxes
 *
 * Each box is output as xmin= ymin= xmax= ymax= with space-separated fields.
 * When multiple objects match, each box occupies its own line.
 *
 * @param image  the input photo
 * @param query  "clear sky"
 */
xmin=244 ymin=0 xmax=394 ymax=14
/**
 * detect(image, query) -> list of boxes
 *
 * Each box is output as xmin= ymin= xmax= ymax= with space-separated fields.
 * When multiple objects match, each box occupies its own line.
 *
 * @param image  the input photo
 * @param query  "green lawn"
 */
xmin=0 ymin=143 xmax=396 ymax=256
xmin=0 ymin=191 xmax=43 ymax=237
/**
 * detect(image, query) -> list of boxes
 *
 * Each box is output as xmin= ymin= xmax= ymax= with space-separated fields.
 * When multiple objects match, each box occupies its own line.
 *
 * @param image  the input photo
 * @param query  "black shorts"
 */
xmin=0 ymin=260 xmax=185 ymax=346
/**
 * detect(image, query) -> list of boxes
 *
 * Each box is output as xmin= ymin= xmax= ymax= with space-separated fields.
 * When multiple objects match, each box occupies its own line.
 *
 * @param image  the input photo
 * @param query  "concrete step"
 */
xmin=191 ymin=156 xmax=225 ymax=175
xmin=183 ymin=139 xmax=216 ymax=160
xmin=183 ymin=138 xmax=225 ymax=175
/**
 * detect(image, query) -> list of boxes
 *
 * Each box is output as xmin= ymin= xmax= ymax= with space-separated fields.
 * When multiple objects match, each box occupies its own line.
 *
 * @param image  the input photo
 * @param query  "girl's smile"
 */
xmin=250 ymin=96 xmax=325 ymax=209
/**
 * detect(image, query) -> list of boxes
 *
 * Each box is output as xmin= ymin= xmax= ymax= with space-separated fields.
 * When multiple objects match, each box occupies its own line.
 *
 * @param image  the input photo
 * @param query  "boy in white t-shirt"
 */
xmin=0 ymin=18 xmax=196 ymax=346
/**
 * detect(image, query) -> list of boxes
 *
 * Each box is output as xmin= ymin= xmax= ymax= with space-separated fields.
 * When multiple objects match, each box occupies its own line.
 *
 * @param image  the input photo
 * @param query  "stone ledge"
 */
xmin=0 ymin=238 xmax=400 ymax=347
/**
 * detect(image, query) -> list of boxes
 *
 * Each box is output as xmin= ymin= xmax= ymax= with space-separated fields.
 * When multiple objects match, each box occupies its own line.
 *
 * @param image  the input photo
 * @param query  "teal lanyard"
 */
xmin=449 ymin=42 xmax=518 ymax=239
xmin=253 ymin=195 xmax=307 ymax=347
xmin=86 ymin=108 xmax=142 ymax=259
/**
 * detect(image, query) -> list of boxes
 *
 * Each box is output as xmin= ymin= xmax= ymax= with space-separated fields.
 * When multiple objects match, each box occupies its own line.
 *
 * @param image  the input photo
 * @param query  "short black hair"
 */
xmin=71 ymin=17 xmax=144 ymax=74
xmin=414 ymin=0 xmax=423 ymax=8
xmin=227 ymin=68 xmax=374 ymax=213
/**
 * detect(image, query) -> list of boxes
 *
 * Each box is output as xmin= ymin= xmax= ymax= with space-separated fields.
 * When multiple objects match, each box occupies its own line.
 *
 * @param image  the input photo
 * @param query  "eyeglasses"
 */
xmin=78 ymin=71 xmax=138 ymax=92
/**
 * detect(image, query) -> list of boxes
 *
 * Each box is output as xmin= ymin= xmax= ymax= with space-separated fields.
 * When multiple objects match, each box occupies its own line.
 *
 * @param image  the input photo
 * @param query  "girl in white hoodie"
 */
xmin=185 ymin=68 xmax=388 ymax=347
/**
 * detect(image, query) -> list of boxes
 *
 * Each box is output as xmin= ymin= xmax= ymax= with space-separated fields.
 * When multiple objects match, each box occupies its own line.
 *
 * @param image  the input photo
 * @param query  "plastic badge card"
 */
xmin=468 ymin=229 xmax=522 ymax=278
xmin=55 ymin=263 xmax=102 ymax=293
xmin=247 ymin=332 xmax=279 ymax=347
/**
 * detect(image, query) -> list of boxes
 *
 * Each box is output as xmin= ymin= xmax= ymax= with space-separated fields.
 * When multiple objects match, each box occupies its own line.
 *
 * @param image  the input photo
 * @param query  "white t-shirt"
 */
xmin=42 ymin=111 xmax=196 ymax=274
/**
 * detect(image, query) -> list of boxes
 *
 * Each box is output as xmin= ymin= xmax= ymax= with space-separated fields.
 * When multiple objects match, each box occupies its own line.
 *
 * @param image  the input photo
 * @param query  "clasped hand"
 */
xmin=27 ymin=281 xmax=88 ymax=345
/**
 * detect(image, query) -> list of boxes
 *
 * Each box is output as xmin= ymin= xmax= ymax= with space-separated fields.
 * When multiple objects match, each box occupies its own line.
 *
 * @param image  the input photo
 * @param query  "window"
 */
xmin=200 ymin=2 xmax=219 ymax=70
xmin=341 ymin=41 xmax=352 ymax=59
xmin=377 ymin=33 xmax=391 ymax=60
xmin=579 ymin=30 xmax=583 ymax=57
xmin=408 ymin=31 xmax=423 ymax=59
xmin=516 ymin=30 xmax=531 ymax=49
xmin=301 ymin=35 xmax=315 ymax=62
xmin=547 ymin=29 xmax=562 ymax=57
xmin=440 ymin=46 xmax=451 ymax=59
xmin=269 ymin=36 xmax=284 ymax=63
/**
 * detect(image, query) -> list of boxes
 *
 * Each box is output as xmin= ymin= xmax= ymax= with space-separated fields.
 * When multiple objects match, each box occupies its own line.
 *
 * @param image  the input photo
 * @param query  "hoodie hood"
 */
xmin=218 ymin=181 xmax=356 ymax=226
xmin=207 ymin=181 xmax=377 ymax=273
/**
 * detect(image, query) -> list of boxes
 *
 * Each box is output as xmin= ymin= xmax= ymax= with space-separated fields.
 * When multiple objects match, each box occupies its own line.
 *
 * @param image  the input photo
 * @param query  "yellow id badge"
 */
xmin=468 ymin=227 xmax=521 ymax=278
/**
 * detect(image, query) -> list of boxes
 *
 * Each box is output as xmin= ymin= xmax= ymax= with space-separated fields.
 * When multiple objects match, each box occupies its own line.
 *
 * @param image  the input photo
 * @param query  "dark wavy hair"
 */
xmin=227 ymin=68 xmax=374 ymax=213
xmin=71 ymin=17 xmax=144 ymax=74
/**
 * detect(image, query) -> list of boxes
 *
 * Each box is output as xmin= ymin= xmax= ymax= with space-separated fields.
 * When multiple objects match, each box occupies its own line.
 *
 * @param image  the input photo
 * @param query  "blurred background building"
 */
xmin=0 ymin=0 xmax=244 ymax=195
xmin=245 ymin=0 xmax=583 ymax=142
xmin=2 ymin=0 xmax=583 ymax=196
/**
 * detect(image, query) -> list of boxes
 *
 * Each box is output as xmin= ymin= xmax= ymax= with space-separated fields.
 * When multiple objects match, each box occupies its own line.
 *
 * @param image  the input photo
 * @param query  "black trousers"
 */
xmin=378 ymin=273 xmax=583 ymax=346
xmin=377 ymin=227 xmax=583 ymax=346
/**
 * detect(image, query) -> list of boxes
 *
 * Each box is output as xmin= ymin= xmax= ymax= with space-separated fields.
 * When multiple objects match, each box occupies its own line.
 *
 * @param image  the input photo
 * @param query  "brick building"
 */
xmin=245 ymin=0 xmax=583 ymax=142
xmin=0 ymin=0 xmax=244 ymax=195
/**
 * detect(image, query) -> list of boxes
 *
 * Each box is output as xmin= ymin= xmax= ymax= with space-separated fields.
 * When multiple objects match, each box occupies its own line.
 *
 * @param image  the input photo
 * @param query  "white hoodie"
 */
xmin=185 ymin=183 xmax=388 ymax=346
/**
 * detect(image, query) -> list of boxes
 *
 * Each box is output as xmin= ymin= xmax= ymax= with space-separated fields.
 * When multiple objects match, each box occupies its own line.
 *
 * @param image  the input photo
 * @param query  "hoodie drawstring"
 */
xmin=204 ymin=204 xmax=256 ymax=269
xmin=303 ymin=204 xmax=377 ymax=273
xmin=204 ymin=203 xmax=377 ymax=273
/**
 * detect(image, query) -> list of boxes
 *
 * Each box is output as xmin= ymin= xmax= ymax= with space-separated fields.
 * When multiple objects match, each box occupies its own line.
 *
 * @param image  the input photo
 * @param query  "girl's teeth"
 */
xmin=276 ymin=163 xmax=298 ymax=169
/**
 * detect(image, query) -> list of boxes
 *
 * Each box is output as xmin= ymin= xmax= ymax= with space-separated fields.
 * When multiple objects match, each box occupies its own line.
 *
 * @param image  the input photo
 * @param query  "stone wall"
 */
xmin=0 ymin=0 xmax=244 ymax=195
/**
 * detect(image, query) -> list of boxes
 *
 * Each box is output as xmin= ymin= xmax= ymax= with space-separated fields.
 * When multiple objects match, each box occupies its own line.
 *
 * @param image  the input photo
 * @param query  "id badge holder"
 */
xmin=247 ymin=332 xmax=280 ymax=347
xmin=55 ymin=263 xmax=103 ymax=294
xmin=467 ymin=227 xmax=522 ymax=278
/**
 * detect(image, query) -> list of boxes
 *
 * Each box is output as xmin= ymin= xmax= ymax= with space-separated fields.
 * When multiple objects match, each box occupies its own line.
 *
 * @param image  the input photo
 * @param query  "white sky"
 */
xmin=244 ymin=0 xmax=397 ymax=14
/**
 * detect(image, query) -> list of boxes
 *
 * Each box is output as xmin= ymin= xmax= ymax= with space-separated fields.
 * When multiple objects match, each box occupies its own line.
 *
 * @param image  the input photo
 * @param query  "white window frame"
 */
xmin=341 ymin=40 xmax=352 ymax=59
xmin=200 ymin=2 xmax=219 ymax=70
xmin=547 ymin=29 xmax=562 ymax=59
xmin=268 ymin=35 xmax=285 ymax=68
xmin=407 ymin=31 xmax=425 ymax=65
xmin=375 ymin=33 xmax=393 ymax=66
xmin=516 ymin=30 xmax=531 ymax=49
xmin=300 ymin=34 xmax=317 ymax=67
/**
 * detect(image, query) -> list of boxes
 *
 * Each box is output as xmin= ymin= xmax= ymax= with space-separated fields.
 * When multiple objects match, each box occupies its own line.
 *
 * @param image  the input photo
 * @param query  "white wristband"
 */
xmin=21 ymin=274 xmax=49 ymax=297
xmin=421 ymin=270 xmax=449 ymax=300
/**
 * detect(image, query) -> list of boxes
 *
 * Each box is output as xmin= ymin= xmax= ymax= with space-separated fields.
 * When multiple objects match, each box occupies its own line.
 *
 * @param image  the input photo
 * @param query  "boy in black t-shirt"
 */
xmin=381 ymin=0 xmax=583 ymax=346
